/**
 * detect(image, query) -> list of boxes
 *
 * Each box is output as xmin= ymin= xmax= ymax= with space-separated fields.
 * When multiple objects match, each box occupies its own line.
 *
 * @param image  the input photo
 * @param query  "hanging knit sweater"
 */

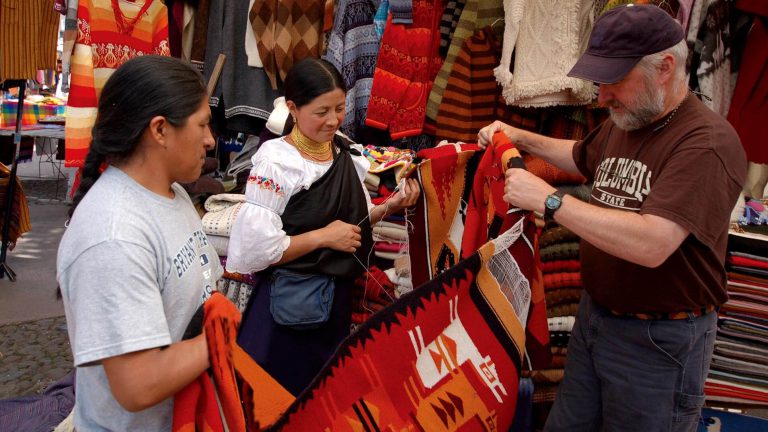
xmin=438 ymin=0 xmax=468 ymax=58
xmin=206 ymin=0 xmax=279 ymax=134
xmin=494 ymin=0 xmax=596 ymax=108
xmin=324 ymin=0 xmax=384 ymax=141
xmin=365 ymin=0 xmax=443 ymax=139
xmin=249 ymin=0 xmax=324 ymax=90
xmin=65 ymin=0 xmax=169 ymax=168
xmin=425 ymin=0 xmax=503 ymax=121
xmin=435 ymin=27 xmax=504 ymax=143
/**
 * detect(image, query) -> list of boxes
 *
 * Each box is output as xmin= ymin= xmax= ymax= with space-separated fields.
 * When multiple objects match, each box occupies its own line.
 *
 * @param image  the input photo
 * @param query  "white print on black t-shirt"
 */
xmin=173 ymin=229 xmax=210 ymax=278
xmin=591 ymin=157 xmax=652 ymax=211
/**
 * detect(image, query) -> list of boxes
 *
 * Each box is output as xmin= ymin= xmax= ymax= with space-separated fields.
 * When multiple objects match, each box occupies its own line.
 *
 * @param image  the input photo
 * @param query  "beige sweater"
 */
xmin=494 ymin=0 xmax=597 ymax=107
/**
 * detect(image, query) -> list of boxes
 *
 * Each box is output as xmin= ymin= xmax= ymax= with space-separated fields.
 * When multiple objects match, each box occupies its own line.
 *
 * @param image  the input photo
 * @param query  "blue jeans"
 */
xmin=544 ymin=293 xmax=717 ymax=432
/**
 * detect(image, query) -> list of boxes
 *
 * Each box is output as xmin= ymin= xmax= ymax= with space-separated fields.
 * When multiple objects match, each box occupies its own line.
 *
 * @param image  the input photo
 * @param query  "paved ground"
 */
xmin=0 ymin=156 xmax=73 ymax=399
xmin=0 ymin=316 xmax=72 ymax=399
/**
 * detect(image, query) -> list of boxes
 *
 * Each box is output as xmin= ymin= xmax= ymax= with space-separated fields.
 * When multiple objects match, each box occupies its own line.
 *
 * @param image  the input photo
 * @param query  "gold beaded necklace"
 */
xmin=290 ymin=126 xmax=332 ymax=162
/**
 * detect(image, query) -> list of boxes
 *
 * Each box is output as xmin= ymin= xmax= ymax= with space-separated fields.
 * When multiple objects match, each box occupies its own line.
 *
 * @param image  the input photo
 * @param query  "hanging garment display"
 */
xmin=435 ymin=26 xmax=505 ymax=144
xmin=0 ymin=163 xmax=31 ymax=250
xmin=494 ymin=0 xmax=597 ymax=107
xmin=0 ymin=0 xmax=59 ymax=81
xmin=64 ymin=0 xmax=170 ymax=167
xmin=727 ymin=0 xmax=768 ymax=164
xmin=249 ymin=0 xmax=325 ymax=90
xmin=325 ymin=0 xmax=386 ymax=141
xmin=426 ymin=0 xmax=503 ymax=122
xmin=204 ymin=0 xmax=279 ymax=134
xmin=365 ymin=0 xmax=444 ymax=138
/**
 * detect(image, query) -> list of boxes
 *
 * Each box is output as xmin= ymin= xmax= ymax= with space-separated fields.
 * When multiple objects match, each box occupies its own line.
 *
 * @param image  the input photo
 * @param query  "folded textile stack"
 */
xmin=384 ymin=265 xmax=413 ymax=298
xmin=352 ymin=220 xmax=414 ymax=326
xmin=372 ymin=219 xmax=409 ymax=260
xmin=528 ymin=184 xmax=590 ymax=416
xmin=200 ymin=194 xmax=246 ymax=257
xmin=199 ymin=193 xmax=254 ymax=312
xmin=349 ymin=146 xmax=417 ymax=326
xmin=215 ymin=258 xmax=257 ymax=314
xmin=540 ymin=225 xmax=582 ymax=321
xmin=705 ymin=231 xmax=768 ymax=406
xmin=531 ymin=223 xmax=582 ymax=407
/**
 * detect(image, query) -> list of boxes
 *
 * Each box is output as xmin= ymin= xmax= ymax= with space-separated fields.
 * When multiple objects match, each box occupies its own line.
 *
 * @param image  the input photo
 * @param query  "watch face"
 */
xmin=545 ymin=195 xmax=562 ymax=210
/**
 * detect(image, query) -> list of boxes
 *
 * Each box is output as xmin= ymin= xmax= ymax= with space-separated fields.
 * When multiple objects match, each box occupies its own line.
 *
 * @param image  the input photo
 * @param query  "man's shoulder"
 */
xmin=673 ymin=96 xmax=742 ymax=153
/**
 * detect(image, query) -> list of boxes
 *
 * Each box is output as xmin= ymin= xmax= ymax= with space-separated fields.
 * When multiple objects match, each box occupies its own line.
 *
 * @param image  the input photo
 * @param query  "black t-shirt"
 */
xmin=572 ymin=94 xmax=747 ymax=313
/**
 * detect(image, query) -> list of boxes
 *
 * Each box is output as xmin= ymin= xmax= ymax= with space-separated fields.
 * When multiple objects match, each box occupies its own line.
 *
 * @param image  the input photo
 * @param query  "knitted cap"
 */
xmin=567 ymin=4 xmax=685 ymax=84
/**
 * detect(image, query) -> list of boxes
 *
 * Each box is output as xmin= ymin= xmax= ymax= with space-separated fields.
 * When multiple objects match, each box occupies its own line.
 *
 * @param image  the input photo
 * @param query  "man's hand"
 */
xmin=503 ymin=168 xmax=556 ymax=213
xmin=478 ymin=121 xmax=513 ymax=149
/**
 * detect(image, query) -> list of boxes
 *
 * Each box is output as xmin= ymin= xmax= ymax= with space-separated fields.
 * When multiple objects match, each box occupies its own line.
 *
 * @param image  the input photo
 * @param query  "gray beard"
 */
xmin=609 ymin=84 xmax=665 ymax=131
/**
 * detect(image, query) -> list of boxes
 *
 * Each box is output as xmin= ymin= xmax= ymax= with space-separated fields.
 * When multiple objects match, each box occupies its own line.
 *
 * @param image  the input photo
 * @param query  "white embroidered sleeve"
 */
xmin=226 ymin=148 xmax=302 ymax=273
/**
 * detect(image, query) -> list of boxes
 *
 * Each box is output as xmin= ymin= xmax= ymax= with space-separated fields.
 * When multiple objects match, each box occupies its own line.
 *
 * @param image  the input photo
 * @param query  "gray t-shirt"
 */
xmin=57 ymin=167 xmax=223 ymax=431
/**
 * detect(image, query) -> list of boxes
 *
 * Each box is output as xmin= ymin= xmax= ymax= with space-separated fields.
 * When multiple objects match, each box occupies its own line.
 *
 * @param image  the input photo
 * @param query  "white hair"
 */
xmin=635 ymin=39 xmax=689 ymax=94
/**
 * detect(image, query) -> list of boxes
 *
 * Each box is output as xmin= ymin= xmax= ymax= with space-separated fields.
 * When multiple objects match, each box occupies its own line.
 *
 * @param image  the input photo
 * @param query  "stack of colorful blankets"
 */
xmin=704 ymin=231 xmax=768 ymax=406
xmin=362 ymin=145 xmax=417 ymax=266
xmin=529 ymin=221 xmax=582 ymax=412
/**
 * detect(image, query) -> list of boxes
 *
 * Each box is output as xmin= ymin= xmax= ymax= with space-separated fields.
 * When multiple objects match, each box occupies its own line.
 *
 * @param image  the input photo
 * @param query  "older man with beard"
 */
xmin=478 ymin=4 xmax=746 ymax=431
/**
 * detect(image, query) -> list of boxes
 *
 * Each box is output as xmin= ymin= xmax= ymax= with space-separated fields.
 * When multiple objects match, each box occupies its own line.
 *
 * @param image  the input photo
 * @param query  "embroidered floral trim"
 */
xmin=90 ymin=41 xmax=169 ymax=69
xmin=248 ymin=175 xmax=285 ymax=197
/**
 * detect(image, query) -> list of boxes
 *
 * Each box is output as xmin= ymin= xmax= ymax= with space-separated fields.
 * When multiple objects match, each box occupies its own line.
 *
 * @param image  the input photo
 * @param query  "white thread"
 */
xmin=490 ymin=217 xmax=525 ymax=253
xmin=346 ymin=177 xmax=419 ymax=318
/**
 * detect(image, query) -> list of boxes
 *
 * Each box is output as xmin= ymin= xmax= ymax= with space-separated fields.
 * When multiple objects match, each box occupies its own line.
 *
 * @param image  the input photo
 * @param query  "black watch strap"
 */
xmin=544 ymin=189 xmax=566 ymax=223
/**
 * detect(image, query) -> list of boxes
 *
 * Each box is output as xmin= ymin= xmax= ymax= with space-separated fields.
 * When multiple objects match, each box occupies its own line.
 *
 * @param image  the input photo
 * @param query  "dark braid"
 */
xmin=68 ymin=148 xmax=106 ymax=218
xmin=67 ymin=55 xmax=207 ymax=217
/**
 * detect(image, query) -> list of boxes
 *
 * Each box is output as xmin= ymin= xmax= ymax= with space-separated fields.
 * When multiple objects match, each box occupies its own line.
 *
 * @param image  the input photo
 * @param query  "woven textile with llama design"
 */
xmin=262 ymin=214 xmax=549 ymax=431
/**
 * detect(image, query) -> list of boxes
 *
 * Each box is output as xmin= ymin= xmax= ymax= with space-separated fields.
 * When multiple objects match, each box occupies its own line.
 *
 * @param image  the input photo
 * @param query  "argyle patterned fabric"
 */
xmin=250 ymin=0 xmax=324 ymax=90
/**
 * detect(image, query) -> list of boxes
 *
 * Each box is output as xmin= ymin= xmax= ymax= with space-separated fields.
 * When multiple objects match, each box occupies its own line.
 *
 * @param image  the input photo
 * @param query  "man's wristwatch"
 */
xmin=544 ymin=190 xmax=566 ymax=224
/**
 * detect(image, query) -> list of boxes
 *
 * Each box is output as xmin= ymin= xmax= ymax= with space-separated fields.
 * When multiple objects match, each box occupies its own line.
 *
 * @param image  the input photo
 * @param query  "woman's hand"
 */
xmin=369 ymin=178 xmax=421 ymax=224
xmin=388 ymin=178 xmax=420 ymax=211
xmin=320 ymin=220 xmax=362 ymax=252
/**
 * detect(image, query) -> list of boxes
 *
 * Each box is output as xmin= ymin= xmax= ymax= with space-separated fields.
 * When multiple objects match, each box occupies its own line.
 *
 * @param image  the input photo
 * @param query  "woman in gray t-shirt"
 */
xmin=57 ymin=56 xmax=221 ymax=431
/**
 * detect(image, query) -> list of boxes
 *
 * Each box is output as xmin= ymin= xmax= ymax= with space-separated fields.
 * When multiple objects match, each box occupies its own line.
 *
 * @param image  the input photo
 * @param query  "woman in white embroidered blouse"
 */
xmin=226 ymin=58 xmax=419 ymax=395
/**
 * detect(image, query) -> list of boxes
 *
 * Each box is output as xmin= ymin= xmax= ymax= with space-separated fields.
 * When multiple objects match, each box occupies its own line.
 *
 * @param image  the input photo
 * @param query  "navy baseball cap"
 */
xmin=567 ymin=4 xmax=685 ymax=84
